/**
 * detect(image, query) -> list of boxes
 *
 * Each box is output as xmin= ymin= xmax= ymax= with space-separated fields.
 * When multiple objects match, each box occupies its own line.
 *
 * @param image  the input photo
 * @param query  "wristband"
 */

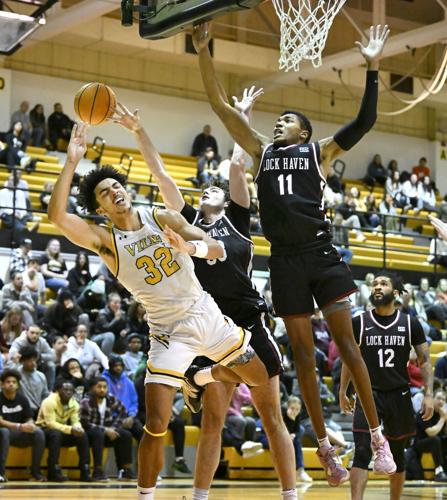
xmin=189 ymin=240 xmax=208 ymax=258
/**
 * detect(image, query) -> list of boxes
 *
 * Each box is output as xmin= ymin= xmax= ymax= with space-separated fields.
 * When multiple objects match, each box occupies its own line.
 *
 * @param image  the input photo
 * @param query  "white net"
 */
xmin=272 ymin=0 xmax=347 ymax=72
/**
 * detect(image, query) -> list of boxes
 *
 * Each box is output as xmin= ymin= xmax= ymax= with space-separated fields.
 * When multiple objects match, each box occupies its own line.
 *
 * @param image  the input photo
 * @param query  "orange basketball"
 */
xmin=74 ymin=82 xmax=116 ymax=125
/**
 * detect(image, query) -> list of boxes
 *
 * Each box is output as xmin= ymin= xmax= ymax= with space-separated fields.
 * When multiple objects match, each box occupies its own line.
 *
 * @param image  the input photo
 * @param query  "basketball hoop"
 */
xmin=272 ymin=0 xmax=346 ymax=72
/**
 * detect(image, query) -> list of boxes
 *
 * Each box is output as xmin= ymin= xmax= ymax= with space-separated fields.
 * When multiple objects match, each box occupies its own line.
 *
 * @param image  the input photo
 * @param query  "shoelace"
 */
xmin=373 ymin=441 xmax=387 ymax=461
xmin=323 ymin=449 xmax=342 ymax=470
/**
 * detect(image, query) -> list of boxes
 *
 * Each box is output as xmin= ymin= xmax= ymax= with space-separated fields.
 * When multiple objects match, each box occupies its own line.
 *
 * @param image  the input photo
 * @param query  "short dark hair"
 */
xmin=19 ymin=346 xmax=39 ymax=361
xmin=54 ymin=378 xmax=74 ymax=391
xmin=78 ymin=166 xmax=127 ymax=214
xmin=281 ymin=110 xmax=313 ymax=142
xmin=201 ymin=179 xmax=230 ymax=202
xmin=374 ymin=270 xmax=405 ymax=294
xmin=0 ymin=369 xmax=21 ymax=383
xmin=10 ymin=270 xmax=22 ymax=280
xmin=91 ymin=376 xmax=108 ymax=386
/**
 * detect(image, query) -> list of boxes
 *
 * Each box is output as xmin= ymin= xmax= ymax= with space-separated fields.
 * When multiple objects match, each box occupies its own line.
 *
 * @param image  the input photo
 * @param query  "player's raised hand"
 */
xmin=355 ymin=25 xmax=390 ymax=65
xmin=192 ymin=22 xmax=211 ymax=53
xmin=339 ymin=392 xmax=354 ymax=416
xmin=164 ymin=224 xmax=193 ymax=254
xmin=67 ymin=122 xmax=88 ymax=164
xmin=232 ymin=86 xmax=264 ymax=116
xmin=110 ymin=102 xmax=142 ymax=133
xmin=429 ymin=215 xmax=447 ymax=242
xmin=420 ymin=394 xmax=434 ymax=421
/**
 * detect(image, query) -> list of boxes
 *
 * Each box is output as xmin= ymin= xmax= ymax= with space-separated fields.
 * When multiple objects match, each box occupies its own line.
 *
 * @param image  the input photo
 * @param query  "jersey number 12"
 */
xmin=378 ymin=348 xmax=395 ymax=368
xmin=278 ymin=174 xmax=293 ymax=195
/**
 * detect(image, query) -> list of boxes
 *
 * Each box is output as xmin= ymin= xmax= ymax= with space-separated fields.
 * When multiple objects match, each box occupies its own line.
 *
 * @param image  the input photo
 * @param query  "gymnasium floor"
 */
xmin=0 ymin=479 xmax=445 ymax=499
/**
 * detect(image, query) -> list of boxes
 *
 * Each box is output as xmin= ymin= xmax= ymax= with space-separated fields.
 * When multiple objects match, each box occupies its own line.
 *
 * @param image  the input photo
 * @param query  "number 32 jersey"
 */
xmin=111 ymin=206 xmax=203 ymax=327
xmin=352 ymin=309 xmax=426 ymax=391
xmin=255 ymin=142 xmax=331 ymax=254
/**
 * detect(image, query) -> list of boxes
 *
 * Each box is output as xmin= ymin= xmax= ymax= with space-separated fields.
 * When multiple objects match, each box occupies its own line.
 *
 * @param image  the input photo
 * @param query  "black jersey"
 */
xmin=181 ymin=201 xmax=268 ymax=326
xmin=255 ymin=142 xmax=331 ymax=254
xmin=352 ymin=310 xmax=426 ymax=392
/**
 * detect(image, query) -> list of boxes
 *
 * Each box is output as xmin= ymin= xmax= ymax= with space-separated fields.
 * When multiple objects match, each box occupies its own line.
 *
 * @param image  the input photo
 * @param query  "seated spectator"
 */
xmin=36 ymin=379 xmax=91 ymax=482
xmin=94 ymin=293 xmax=128 ymax=355
xmin=40 ymin=239 xmax=69 ymax=292
xmin=122 ymin=334 xmax=143 ymax=379
xmin=39 ymin=182 xmax=54 ymax=211
xmin=412 ymin=389 xmax=447 ymax=482
xmin=417 ymin=277 xmax=447 ymax=329
xmin=51 ymin=336 xmax=67 ymax=369
xmin=336 ymin=194 xmax=366 ymax=241
xmin=428 ymin=237 xmax=447 ymax=268
xmin=326 ymin=166 xmax=343 ymax=194
xmin=402 ymin=174 xmax=421 ymax=211
xmin=43 ymin=289 xmax=89 ymax=340
xmin=81 ymin=377 xmax=136 ymax=481
xmin=358 ymin=272 xmax=374 ymax=309
xmin=226 ymin=383 xmax=258 ymax=448
xmin=16 ymin=347 xmax=49 ymax=418
xmin=197 ymin=147 xmax=219 ymax=185
xmin=311 ymin=309 xmax=331 ymax=354
xmin=0 ymin=369 xmax=46 ymax=482
xmin=127 ymin=300 xmax=149 ymax=351
xmin=412 ymin=157 xmax=430 ymax=181
xmin=435 ymin=346 xmax=447 ymax=381
xmin=0 ymin=121 xmax=32 ymax=171
xmin=407 ymin=348 xmax=424 ymax=396
xmin=76 ymin=277 xmax=106 ymax=319
xmin=191 ymin=124 xmax=218 ymax=158
xmin=22 ymin=258 xmax=46 ymax=310
xmin=1 ymin=271 xmax=35 ymax=326
xmin=103 ymin=355 xmax=143 ymax=441
xmin=379 ymin=193 xmax=399 ymax=233
xmin=8 ymin=238 xmax=33 ymax=276
xmin=364 ymin=193 xmax=381 ymax=228
xmin=0 ymin=307 xmax=25 ymax=354
xmin=29 ymin=104 xmax=46 ymax=148
xmin=385 ymin=170 xmax=406 ymax=209
xmin=387 ymin=159 xmax=398 ymax=177
xmin=364 ymin=154 xmax=387 ymax=187
xmin=48 ymin=103 xmax=74 ymax=151
xmin=0 ymin=173 xmax=33 ymax=238
xmin=68 ymin=251 xmax=92 ymax=298
xmin=8 ymin=324 xmax=56 ymax=389
xmin=62 ymin=324 xmax=109 ymax=379
xmin=418 ymin=176 xmax=437 ymax=213
xmin=58 ymin=358 xmax=89 ymax=403
xmin=402 ymin=283 xmax=438 ymax=342
xmin=10 ymin=101 xmax=31 ymax=142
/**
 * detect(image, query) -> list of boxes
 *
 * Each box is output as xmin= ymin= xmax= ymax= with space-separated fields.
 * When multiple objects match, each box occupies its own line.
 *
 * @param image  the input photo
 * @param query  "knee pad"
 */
xmin=353 ymin=433 xmax=373 ymax=470
xmin=322 ymin=298 xmax=351 ymax=318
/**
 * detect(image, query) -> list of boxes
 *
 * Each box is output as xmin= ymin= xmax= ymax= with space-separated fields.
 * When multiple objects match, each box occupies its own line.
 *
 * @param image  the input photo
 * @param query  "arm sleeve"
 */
xmin=410 ymin=317 xmax=427 ymax=346
xmin=333 ymin=71 xmax=378 ymax=151
xmin=227 ymin=201 xmax=251 ymax=238
xmin=180 ymin=203 xmax=198 ymax=225
xmin=352 ymin=316 xmax=361 ymax=344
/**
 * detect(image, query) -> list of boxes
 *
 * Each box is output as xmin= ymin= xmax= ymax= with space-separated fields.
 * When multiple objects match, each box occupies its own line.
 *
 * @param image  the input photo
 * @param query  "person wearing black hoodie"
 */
xmin=58 ymin=358 xmax=89 ymax=403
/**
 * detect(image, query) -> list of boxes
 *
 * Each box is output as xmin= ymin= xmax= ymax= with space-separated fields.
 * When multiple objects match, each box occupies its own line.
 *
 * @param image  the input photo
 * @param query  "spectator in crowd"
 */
xmin=336 ymin=194 xmax=366 ymax=241
xmin=62 ymin=324 xmax=109 ymax=379
xmin=436 ymin=278 xmax=447 ymax=308
xmin=311 ymin=309 xmax=331 ymax=355
xmin=412 ymin=157 xmax=430 ymax=181
xmin=94 ymin=293 xmax=128 ymax=355
xmin=58 ymin=358 xmax=89 ymax=403
xmin=10 ymin=101 xmax=31 ymax=142
xmin=418 ymin=176 xmax=437 ymax=213
xmin=39 ymin=182 xmax=54 ymax=211
xmin=0 ymin=369 xmax=46 ymax=482
xmin=29 ymin=104 xmax=46 ymax=148
xmin=226 ymin=383 xmax=257 ymax=446
xmin=385 ymin=170 xmax=406 ymax=209
xmin=8 ymin=238 xmax=32 ymax=276
xmin=216 ymin=149 xmax=233 ymax=181
xmin=0 ymin=121 xmax=32 ymax=171
xmin=191 ymin=124 xmax=218 ymax=157
xmin=364 ymin=154 xmax=387 ymax=187
xmin=36 ymin=379 xmax=91 ymax=482
xmin=68 ymin=251 xmax=92 ymax=298
xmin=22 ymin=258 xmax=46 ymax=310
xmin=326 ymin=166 xmax=344 ymax=195
xmin=48 ymin=103 xmax=74 ymax=151
xmin=197 ymin=147 xmax=219 ymax=185
xmin=435 ymin=346 xmax=447 ymax=381
xmin=39 ymin=239 xmax=69 ymax=292
xmin=428 ymin=237 xmax=447 ymax=268
xmin=364 ymin=193 xmax=381 ymax=228
xmin=127 ymin=300 xmax=149 ymax=350
xmin=8 ymin=325 xmax=56 ymax=388
xmin=401 ymin=283 xmax=438 ymax=342
xmin=0 ymin=173 xmax=33 ymax=237
xmin=417 ymin=277 xmax=447 ymax=329
xmin=51 ymin=336 xmax=67 ymax=369
xmin=386 ymin=159 xmax=398 ymax=177
xmin=379 ymin=193 xmax=399 ymax=233
xmin=358 ymin=272 xmax=374 ymax=309
xmin=80 ymin=377 xmax=136 ymax=481
xmin=76 ymin=277 xmax=106 ymax=319
xmin=102 ymin=355 xmax=142 ymax=441
xmin=407 ymin=348 xmax=424 ymax=396
xmin=16 ymin=347 xmax=49 ymax=418
xmin=402 ymin=174 xmax=421 ymax=211
xmin=43 ymin=289 xmax=88 ymax=340
xmin=1 ymin=271 xmax=35 ymax=326
xmin=0 ymin=307 xmax=25 ymax=354
xmin=412 ymin=389 xmax=447 ymax=482
xmin=122 ymin=334 xmax=143 ymax=379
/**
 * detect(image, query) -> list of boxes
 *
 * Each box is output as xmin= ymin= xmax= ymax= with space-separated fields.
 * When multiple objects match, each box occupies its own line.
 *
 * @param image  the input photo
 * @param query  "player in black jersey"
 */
xmin=113 ymin=91 xmax=298 ymax=499
xmin=193 ymin=21 xmax=396 ymax=484
xmin=339 ymin=271 xmax=434 ymax=500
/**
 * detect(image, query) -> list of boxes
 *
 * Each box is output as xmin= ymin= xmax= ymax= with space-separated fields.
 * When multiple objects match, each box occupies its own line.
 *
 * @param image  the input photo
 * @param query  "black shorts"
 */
xmin=269 ymin=245 xmax=358 ymax=317
xmin=193 ymin=313 xmax=283 ymax=379
xmin=353 ymin=387 xmax=416 ymax=440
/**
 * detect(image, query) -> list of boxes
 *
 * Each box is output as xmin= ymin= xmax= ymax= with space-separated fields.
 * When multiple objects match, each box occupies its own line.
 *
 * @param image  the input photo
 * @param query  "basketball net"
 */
xmin=272 ymin=0 xmax=346 ymax=72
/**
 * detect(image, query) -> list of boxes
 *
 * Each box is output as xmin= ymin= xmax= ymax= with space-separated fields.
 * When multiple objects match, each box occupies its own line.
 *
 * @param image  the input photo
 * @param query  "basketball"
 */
xmin=73 ymin=82 xmax=116 ymax=125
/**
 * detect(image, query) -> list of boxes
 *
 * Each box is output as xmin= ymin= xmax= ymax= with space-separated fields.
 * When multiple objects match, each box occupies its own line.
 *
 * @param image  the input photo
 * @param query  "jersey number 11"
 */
xmin=278 ymin=174 xmax=293 ymax=195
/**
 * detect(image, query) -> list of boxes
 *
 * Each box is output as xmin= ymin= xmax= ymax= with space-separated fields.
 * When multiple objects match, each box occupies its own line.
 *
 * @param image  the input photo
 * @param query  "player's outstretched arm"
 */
xmin=193 ymin=22 xmax=264 ymax=164
xmin=414 ymin=342 xmax=434 ymax=421
xmin=319 ymin=25 xmax=390 ymax=175
xmin=111 ymin=103 xmax=184 ymax=212
xmin=429 ymin=215 xmax=447 ymax=242
xmin=48 ymin=123 xmax=105 ymax=253
xmin=157 ymin=208 xmax=225 ymax=260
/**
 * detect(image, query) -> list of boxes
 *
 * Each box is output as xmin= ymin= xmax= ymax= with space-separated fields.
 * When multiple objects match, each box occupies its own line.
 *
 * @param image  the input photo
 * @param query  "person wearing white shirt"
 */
xmin=418 ymin=176 xmax=437 ymax=213
xmin=401 ymin=174 xmax=421 ymax=210
xmin=0 ymin=174 xmax=31 ymax=237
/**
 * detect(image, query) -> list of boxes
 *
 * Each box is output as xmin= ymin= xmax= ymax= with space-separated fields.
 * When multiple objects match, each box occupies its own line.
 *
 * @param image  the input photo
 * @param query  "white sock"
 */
xmin=435 ymin=465 xmax=444 ymax=475
xmin=192 ymin=487 xmax=209 ymax=500
xmin=281 ymin=488 xmax=298 ymax=499
xmin=370 ymin=426 xmax=384 ymax=441
xmin=194 ymin=367 xmax=215 ymax=386
xmin=317 ymin=436 xmax=331 ymax=448
xmin=138 ymin=486 xmax=155 ymax=500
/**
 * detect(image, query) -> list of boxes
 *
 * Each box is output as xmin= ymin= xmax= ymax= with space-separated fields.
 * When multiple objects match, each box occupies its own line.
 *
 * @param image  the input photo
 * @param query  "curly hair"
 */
xmin=374 ymin=270 xmax=405 ymax=295
xmin=78 ymin=165 xmax=127 ymax=214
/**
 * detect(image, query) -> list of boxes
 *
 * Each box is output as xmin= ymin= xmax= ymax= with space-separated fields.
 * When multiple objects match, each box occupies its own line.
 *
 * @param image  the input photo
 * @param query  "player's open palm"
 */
xmin=429 ymin=215 xmax=447 ymax=242
xmin=356 ymin=25 xmax=390 ymax=62
xmin=233 ymin=86 xmax=264 ymax=116
xmin=67 ymin=122 xmax=88 ymax=164
xmin=192 ymin=22 xmax=211 ymax=53
xmin=111 ymin=102 xmax=141 ymax=132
